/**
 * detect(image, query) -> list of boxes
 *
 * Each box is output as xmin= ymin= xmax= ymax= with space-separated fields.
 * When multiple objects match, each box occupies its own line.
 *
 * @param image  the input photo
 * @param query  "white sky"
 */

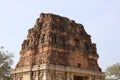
xmin=0 ymin=0 xmax=120 ymax=71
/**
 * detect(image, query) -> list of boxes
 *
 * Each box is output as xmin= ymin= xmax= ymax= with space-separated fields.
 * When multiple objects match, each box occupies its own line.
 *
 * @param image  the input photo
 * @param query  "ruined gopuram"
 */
xmin=11 ymin=13 xmax=105 ymax=80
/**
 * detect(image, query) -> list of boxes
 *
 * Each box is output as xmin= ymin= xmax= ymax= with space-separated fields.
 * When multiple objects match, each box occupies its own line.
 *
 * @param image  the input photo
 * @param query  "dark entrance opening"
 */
xmin=74 ymin=75 xmax=88 ymax=80
xmin=74 ymin=76 xmax=83 ymax=80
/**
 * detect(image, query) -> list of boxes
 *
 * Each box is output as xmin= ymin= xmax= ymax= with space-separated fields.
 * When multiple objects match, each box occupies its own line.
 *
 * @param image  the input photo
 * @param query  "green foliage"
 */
xmin=0 ymin=46 xmax=14 ymax=80
xmin=105 ymin=63 xmax=120 ymax=80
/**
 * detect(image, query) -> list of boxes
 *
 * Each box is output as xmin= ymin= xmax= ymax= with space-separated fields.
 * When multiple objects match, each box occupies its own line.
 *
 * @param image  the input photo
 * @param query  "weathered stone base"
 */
xmin=11 ymin=64 xmax=105 ymax=80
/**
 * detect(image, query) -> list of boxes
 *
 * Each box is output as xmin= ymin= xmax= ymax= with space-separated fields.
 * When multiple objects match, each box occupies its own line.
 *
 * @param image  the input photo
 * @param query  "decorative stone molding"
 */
xmin=11 ymin=64 xmax=105 ymax=80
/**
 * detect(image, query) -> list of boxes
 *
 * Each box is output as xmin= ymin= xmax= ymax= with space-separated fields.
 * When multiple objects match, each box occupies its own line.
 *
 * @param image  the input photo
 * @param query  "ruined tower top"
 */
xmin=16 ymin=13 xmax=101 ymax=72
xmin=12 ymin=13 xmax=105 ymax=80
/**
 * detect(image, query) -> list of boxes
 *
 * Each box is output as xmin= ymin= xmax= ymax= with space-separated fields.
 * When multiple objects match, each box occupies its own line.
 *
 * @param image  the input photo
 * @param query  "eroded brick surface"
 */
xmin=16 ymin=13 xmax=101 ymax=72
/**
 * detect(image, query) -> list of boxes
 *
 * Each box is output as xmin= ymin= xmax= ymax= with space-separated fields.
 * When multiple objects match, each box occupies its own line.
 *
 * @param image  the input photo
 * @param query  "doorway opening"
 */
xmin=74 ymin=75 xmax=88 ymax=80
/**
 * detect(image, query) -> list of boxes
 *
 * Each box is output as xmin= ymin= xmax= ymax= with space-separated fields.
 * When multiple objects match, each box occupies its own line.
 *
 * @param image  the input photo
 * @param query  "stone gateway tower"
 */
xmin=11 ymin=13 xmax=105 ymax=80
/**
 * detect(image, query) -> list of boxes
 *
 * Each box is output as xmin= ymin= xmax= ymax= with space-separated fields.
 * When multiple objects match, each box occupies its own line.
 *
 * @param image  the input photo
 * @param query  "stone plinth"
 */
xmin=11 ymin=64 xmax=105 ymax=80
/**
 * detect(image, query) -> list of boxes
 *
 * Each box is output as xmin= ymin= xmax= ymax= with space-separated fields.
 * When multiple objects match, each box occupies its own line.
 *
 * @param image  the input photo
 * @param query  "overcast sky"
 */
xmin=0 ymin=0 xmax=120 ymax=71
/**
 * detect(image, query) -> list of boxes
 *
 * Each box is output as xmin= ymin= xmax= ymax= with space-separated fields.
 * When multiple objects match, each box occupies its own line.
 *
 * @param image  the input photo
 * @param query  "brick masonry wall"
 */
xmin=16 ymin=13 xmax=101 ymax=72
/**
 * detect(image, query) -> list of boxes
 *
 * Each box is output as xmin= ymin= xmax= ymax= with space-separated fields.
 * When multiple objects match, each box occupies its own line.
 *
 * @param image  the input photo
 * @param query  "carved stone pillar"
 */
xmin=71 ymin=74 xmax=74 ymax=80
xmin=66 ymin=73 xmax=73 ymax=80
xmin=36 ymin=71 xmax=39 ymax=80
xmin=38 ymin=71 xmax=44 ymax=80
xmin=42 ymin=70 xmax=51 ymax=80
xmin=13 ymin=74 xmax=16 ymax=80
xmin=22 ymin=72 xmax=31 ymax=80
xmin=88 ymin=76 xmax=92 ymax=80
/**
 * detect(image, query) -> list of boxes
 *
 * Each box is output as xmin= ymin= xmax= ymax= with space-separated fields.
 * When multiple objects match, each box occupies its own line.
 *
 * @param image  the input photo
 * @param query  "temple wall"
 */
xmin=11 ymin=64 xmax=105 ymax=80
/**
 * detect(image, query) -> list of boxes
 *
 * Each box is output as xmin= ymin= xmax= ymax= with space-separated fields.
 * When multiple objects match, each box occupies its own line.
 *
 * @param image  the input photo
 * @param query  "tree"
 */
xmin=105 ymin=63 xmax=120 ymax=80
xmin=0 ymin=46 xmax=14 ymax=80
